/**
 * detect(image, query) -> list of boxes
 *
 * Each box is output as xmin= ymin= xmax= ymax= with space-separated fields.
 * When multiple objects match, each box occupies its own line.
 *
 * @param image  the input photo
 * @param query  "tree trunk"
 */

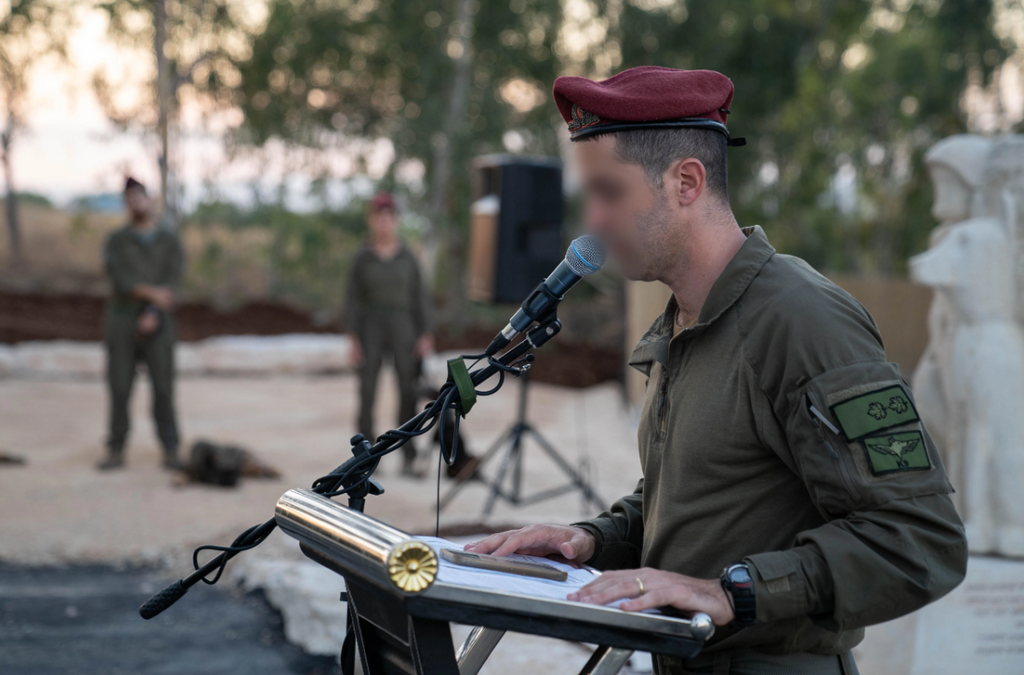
xmin=1 ymin=129 xmax=21 ymax=263
xmin=425 ymin=0 xmax=474 ymax=317
xmin=154 ymin=0 xmax=173 ymax=223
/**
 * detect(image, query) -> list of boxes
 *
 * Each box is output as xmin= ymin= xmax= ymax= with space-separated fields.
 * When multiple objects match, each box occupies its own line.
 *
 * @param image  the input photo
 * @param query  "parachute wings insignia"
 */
xmin=862 ymin=430 xmax=930 ymax=475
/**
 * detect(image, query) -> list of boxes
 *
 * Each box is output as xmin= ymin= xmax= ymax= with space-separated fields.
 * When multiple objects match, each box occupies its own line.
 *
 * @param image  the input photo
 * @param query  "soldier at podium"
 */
xmin=467 ymin=67 xmax=967 ymax=675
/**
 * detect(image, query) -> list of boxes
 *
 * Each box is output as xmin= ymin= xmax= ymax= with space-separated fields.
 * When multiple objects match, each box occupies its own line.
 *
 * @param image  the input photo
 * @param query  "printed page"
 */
xmin=417 ymin=536 xmax=645 ymax=610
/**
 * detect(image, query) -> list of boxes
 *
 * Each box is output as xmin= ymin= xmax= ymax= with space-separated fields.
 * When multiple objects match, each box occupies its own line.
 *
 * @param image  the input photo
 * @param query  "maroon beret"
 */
xmin=370 ymin=192 xmax=396 ymax=212
xmin=553 ymin=66 xmax=744 ymax=145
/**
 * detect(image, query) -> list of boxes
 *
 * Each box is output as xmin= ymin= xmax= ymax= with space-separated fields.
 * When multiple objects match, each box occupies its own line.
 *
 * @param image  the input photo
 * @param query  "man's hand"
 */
xmin=136 ymin=285 xmax=175 ymax=310
xmin=568 ymin=568 xmax=736 ymax=625
xmin=465 ymin=524 xmax=595 ymax=563
xmin=349 ymin=336 xmax=363 ymax=368
xmin=137 ymin=310 xmax=160 ymax=336
xmin=414 ymin=333 xmax=434 ymax=359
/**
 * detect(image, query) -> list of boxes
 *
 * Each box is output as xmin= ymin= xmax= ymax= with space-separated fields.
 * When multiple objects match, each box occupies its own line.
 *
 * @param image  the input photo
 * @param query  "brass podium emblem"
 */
xmin=387 ymin=541 xmax=438 ymax=593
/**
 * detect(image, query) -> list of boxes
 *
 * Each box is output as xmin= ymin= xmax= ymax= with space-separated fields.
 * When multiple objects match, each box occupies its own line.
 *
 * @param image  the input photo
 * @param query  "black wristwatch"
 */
xmin=721 ymin=562 xmax=756 ymax=625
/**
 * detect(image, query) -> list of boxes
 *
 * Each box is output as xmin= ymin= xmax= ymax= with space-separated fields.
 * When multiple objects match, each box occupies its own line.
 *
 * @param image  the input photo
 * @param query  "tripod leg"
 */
xmin=525 ymin=425 xmax=606 ymax=511
xmin=438 ymin=426 xmax=516 ymax=512
xmin=482 ymin=427 xmax=523 ymax=516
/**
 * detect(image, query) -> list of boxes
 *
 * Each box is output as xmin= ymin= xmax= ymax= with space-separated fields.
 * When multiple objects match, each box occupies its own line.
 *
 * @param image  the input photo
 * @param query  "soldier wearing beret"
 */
xmin=98 ymin=177 xmax=184 ymax=471
xmin=344 ymin=192 xmax=434 ymax=478
xmin=467 ymin=67 xmax=966 ymax=674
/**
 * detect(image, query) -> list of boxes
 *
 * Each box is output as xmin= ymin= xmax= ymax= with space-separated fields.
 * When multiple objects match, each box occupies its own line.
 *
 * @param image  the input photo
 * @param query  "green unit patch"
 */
xmin=861 ymin=431 xmax=931 ymax=475
xmin=830 ymin=385 xmax=919 ymax=440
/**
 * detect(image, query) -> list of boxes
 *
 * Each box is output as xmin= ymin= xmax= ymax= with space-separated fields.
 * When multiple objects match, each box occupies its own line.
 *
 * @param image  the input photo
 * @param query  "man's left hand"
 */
xmin=568 ymin=568 xmax=736 ymax=625
xmin=415 ymin=333 xmax=434 ymax=358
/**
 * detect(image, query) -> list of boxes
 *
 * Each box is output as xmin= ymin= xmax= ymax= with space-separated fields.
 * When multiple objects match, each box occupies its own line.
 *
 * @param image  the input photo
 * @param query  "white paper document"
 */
xmin=417 ymin=536 xmax=640 ymax=610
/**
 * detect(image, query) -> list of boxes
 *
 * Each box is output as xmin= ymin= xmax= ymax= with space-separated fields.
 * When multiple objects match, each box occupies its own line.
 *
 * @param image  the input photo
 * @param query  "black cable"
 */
xmin=435 ymin=448 xmax=443 ymax=538
xmin=180 ymin=345 xmax=526 ymax=590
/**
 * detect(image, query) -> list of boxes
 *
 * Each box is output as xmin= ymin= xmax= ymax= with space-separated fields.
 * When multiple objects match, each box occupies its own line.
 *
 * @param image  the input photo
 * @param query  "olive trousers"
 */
xmin=104 ymin=310 xmax=179 ymax=458
xmin=657 ymin=649 xmax=859 ymax=675
xmin=356 ymin=312 xmax=419 ymax=462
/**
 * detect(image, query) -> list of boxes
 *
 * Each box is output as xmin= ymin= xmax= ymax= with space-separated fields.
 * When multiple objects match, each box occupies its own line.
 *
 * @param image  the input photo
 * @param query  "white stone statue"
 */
xmin=911 ymin=135 xmax=993 ymax=514
xmin=911 ymin=134 xmax=1024 ymax=557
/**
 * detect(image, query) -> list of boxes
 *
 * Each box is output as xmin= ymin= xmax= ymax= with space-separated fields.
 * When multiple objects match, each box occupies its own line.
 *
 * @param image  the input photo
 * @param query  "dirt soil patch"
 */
xmin=0 ymin=291 xmax=623 ymax=388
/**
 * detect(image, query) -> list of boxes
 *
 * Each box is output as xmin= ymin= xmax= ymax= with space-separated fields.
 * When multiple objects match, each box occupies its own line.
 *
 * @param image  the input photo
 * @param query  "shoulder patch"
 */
xmin=861 ymin=430 xmax=931 ymax=475
xmin=829 ymin=385 xmax=919 ymax=440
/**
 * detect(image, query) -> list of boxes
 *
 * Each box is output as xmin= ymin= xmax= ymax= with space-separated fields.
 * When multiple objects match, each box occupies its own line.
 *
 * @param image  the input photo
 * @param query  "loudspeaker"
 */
xmin=467 ymin=155 xmax=564 ymax=304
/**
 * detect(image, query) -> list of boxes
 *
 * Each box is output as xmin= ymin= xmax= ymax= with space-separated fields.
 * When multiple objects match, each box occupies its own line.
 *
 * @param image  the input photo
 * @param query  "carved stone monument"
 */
xmin=910 ymin=134 xmax=1024 ymax=558
xmin=855 ymin=134 xmax=1024 ymax=675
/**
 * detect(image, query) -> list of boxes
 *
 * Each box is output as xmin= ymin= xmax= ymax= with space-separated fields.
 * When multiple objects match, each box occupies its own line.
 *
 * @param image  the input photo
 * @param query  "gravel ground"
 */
xmin=0 ymin=374 xmax=639 ymax=567
xmin=0 ymin=563 xmax=340 ymax=675
xmin=0 ymin=373 xmax=642 ymax=674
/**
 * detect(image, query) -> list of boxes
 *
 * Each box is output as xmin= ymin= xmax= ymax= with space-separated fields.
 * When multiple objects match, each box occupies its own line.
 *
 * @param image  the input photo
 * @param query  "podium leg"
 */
xmin=579 ymin=646 xmax=633 ymax=675
xmin=455 ymin=626 xmax=505 ymax=675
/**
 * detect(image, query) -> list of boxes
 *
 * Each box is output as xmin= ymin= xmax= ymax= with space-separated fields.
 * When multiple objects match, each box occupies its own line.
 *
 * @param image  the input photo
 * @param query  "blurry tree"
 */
xmin=223 ymin=0 xmax=1014 ymax=296
xmin=0 ymin=0 xmax=73 ymax=263
xmin=609 ymin=0 xmax=1011 ymax=274
xmin=93 ymin=0 xmax=262 ymax=221
xmin=226 ymin=0 xmax=564 ymax=313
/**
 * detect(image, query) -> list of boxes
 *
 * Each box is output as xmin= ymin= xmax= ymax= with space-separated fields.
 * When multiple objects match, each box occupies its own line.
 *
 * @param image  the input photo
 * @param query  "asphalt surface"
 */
xmin=0 ymin=563 xmax=340 ymax=675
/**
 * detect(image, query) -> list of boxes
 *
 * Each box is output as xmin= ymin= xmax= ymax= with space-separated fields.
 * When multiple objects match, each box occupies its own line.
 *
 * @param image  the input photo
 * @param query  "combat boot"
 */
xmin=162 ymin=447 xmax=186 ymax=471
xmin=97 ymin=450 xmax=125 ymax=471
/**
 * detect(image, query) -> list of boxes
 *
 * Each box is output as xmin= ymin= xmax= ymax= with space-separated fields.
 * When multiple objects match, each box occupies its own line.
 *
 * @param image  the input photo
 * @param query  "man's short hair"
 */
xmin=124 ymin=177 xmax=147 ymax=195
xmin=588 ymin=128 xmax=729 ymax=201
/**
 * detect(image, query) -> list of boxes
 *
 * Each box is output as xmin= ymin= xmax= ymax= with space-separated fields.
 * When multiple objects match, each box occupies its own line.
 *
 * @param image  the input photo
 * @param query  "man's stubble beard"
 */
xmin=625 ymin=188 xmax=688 ymax=283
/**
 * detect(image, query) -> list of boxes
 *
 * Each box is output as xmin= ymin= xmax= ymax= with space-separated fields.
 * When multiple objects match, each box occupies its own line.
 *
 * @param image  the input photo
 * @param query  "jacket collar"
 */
xmin=628 ymin=225 xmax=775 ymax=373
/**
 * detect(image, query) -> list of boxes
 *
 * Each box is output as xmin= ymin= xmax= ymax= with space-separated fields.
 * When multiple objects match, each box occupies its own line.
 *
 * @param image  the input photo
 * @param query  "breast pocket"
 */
xmin=785 ymin=361 xmax=952 ymax=518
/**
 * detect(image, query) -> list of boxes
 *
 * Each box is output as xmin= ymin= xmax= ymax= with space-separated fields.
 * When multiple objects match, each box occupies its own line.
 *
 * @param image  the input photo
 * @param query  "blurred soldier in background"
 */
xmin=344 ymin=192 xmax=434 ymax=478
xmin=97 ymin=177 xmax=184 ymax=471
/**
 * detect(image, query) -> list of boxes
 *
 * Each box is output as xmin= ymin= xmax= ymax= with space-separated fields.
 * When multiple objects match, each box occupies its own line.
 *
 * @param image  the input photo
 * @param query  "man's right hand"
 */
xmin=465 ymin=524 xmax=596 ymax=563
xmin=135 ymin=285 xmax=175 ymax=310
xmin=349 ymin=336 xmax=363 ymax=367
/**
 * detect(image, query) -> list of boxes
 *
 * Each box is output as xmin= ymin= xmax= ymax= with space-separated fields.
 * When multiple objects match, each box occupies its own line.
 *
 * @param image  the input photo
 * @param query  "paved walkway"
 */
xmin=0 ymin=374 xmax=640 ymax=565
xmin=0 ymin=372 xmax=643 ymax=674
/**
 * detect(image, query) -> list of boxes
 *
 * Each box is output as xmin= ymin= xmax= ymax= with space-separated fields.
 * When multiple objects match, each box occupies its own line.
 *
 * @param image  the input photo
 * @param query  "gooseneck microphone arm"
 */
xmin=139 ymin=315 xmax=564 ymax=620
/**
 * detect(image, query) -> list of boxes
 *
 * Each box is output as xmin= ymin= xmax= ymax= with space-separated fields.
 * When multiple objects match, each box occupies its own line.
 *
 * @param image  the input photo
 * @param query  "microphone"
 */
xmin=484 ymin=235 xmax=605 ymax=356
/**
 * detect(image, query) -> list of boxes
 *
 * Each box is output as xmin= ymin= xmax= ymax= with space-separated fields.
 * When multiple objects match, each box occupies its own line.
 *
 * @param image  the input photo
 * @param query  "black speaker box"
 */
xmin=468 ymin=155 xmax=564 ymax=304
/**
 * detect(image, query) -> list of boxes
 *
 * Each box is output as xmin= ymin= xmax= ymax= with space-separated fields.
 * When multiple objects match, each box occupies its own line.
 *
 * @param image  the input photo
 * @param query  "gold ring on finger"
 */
xmin=636 ymin=577 xmax=644 ymax=597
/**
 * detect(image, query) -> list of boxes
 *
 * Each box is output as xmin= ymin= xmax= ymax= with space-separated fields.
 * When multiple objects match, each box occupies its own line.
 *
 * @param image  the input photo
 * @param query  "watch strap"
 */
xmin=721 ymin=563 xmax=756 ymax=625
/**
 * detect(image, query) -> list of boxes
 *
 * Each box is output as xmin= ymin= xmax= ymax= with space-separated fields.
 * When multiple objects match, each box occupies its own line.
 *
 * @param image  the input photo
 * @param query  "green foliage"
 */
xmin=613 ymin=0 xmax=1009 ymax=274
xmin=235 ymin=0 xmax=561 ymax=156
xmin=223 ymin=0 xmax=1013 ymax=280
xmin=186 ymin=199 xmax=370 ymax=310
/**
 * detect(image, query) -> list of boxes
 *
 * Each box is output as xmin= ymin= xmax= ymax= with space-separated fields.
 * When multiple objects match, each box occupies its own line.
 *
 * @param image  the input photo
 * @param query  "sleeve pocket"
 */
xmin=785 ymin=361 xmax=952 ymax=518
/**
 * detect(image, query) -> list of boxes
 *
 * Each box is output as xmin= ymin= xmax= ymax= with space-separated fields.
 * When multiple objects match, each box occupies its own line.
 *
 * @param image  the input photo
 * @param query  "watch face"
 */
xmin=729 ymin=565 xmax=752 ymax=585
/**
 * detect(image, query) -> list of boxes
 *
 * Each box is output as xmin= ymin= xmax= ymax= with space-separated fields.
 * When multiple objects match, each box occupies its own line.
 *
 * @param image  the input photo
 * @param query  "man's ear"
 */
xmin=666 ymin=158 xmax=706 ymax=207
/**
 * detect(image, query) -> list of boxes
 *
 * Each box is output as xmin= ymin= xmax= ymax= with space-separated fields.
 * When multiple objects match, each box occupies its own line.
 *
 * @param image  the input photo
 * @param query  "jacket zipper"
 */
xmin=656 ymin=369 xmax=669 ymax=439
xmin=805 ymin=392 xmax=857 ymax=498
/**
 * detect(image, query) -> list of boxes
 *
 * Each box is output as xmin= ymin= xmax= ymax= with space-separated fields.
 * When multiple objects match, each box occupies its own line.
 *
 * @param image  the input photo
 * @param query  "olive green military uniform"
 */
xmin=576 ymin=227 xmax=967 ymax=674
xmin=344 ymin=244 xmax=432 ymax=458
xmin=103 ymin=225 xmax=184 ymax=461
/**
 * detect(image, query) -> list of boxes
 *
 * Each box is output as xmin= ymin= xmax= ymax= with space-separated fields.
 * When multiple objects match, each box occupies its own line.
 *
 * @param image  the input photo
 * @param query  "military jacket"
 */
xmin=103 ymin=225 xmax=184 ymax=316
xmin=576 ymin=226 xmax=967 ymax=654
xmin=343 ymin=244 xmax=433 ymax=337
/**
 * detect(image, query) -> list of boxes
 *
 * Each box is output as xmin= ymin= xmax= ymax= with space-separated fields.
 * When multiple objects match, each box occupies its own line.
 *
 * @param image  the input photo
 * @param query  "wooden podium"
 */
xmin=275 ymin=489 xmax=713 ymax=675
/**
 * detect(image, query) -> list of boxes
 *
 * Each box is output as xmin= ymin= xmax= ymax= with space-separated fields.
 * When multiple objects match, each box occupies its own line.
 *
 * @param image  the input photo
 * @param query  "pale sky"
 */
xmin=5 ymin=2 xmax=1024 ymax=210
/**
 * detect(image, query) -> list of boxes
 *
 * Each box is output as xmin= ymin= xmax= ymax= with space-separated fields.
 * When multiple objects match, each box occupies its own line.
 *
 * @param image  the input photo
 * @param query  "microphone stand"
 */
xmin=138 ymin=312 xmax=565 ymax=621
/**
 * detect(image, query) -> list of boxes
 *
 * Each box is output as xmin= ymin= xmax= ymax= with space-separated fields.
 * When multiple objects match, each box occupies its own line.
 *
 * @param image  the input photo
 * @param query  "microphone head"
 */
xmin=565 ymin=235 xmax=605 ymax=277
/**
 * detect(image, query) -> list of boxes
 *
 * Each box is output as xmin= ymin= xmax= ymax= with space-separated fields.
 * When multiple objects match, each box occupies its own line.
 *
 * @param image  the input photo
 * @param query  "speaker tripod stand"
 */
xmin=439 ymin=370 xmax=606 ymax=517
